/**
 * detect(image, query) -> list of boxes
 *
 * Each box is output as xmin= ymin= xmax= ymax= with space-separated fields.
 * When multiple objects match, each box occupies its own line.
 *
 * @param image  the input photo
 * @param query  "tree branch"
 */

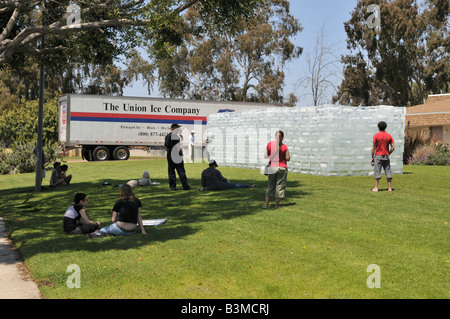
xmin=0 ymin=18 xmax=154 ymax=63
xmin=0 ymin=0 xmax=39 ymax=9
xmin=0 ymin=7 xmax=19 ymax=43
xmin=0 ymin=0 xmax=202 ymax=65
xmin=172 ymin=0 xmax=200 ymax=15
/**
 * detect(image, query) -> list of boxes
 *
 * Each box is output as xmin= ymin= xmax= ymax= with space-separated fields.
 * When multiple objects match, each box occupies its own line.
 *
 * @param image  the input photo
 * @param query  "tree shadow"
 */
xmin=0 ymin=176 xmax=309 ymax=260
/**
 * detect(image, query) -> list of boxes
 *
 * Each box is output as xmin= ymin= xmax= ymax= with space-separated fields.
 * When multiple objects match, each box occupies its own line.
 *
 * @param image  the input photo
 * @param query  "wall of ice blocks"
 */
xmin=206 ymin=105 xmax=406 ymax=176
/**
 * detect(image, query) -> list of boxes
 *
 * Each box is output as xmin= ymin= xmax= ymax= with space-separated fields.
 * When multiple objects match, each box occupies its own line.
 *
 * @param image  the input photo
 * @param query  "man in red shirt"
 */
xmin=371 ymin=121 xmax=395 ymax=192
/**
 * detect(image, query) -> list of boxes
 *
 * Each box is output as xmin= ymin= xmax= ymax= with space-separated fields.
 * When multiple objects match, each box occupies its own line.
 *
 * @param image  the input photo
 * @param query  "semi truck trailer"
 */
xmin=58 ymin=94 xmax=283 ymax=161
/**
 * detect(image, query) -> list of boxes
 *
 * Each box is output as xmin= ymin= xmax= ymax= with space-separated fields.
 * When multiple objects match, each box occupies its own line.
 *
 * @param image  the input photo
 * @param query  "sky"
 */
xmin=122 ymin=0 xmax=359 ymax=107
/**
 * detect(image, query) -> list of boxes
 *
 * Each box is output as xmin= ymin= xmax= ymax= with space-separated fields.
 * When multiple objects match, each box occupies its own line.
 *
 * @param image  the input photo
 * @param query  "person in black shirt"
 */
xmin=200 ymin=160 xmax=255 ymax=191
xmin=97 ymin=185 xmax=146 ymax=236
xmin=63 ymin=193 xmax=100 ymax=235
xmin=164 ymin=123 xmax=191 ymax=190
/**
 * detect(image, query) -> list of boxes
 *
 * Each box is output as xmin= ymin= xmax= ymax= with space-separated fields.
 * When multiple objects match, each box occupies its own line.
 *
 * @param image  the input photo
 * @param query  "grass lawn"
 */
xmin=0 ymin=158 xmax=448 ymax=299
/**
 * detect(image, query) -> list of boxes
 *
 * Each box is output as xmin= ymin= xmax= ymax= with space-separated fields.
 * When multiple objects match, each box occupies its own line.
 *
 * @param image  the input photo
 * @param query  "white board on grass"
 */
xmin=141 ymin=218 xmax=168 ymax=226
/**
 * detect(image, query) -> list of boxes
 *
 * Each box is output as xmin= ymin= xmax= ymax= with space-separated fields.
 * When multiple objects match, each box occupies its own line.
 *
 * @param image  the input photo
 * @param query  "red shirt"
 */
xmin=373 ymin=131 xmax=394 ymax=156
xmin=266 ymin=141 xmax=288 ymax=168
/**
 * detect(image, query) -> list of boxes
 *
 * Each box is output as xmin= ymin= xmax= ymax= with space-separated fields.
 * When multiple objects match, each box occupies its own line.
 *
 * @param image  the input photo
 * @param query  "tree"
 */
xmin=0 ymin=1 xmax=253 ymax=63
xmin=0 ymin=96 xmax=59 ymax=147
xmin=296 ymin=25 xmax=342 ymax=106
xmin=0 ymin=0 xmax=266 ymax=190
xmin=333 ymin=0 xmax=449 ymax=106
xmin=0 ymin=0 xmax=265 ymax=101
xmin=332 ymin=53 xmax=394 ymax=106
xmin=134 ymin=0 xmax=302 ymax=104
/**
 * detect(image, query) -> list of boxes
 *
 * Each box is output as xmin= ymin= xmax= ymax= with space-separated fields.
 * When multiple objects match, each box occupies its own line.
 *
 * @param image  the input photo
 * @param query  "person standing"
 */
xmin=371 ymin=121 xmax=395 ymax=192
xmin=189 ymin=130 xmax=195 ymax=163
xmin=164 ymin=123 xmax=191 ymax=190
xmin=263 ymin=130 xmax=290 ymax=208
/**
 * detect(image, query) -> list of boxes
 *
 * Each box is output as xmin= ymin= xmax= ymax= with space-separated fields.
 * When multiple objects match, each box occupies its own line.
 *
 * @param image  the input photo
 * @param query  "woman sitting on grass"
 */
xmin=63 ymin=193 xmax=100 ymax=235
xmin=50 ymin=162 xmax=72 ymax=187
xmin=94 ymin=185 xmax=146 ymax=237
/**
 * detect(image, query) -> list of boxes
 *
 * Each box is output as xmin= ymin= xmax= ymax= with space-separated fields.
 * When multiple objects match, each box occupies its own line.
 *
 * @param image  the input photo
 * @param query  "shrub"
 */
xmin=0 ymin=96 xmax=59 ymax=148
xmin=403 ymin=130 xmax=433 ymax=164
xmin=408 ymin=142 xmax=450 ymax=166
xmin=0 ymin=141 xmax=63 ymax=175
xmin=424 ymin=143 xmax=450 ymax=166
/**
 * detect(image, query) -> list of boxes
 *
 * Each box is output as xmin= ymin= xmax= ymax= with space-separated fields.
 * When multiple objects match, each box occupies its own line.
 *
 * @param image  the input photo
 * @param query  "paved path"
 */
xmin=0 ymin=217 xmax=41 ymax=299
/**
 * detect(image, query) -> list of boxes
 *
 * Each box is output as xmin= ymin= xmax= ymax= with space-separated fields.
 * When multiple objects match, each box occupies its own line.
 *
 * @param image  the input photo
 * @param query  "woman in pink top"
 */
xmin=263 ymin=130 xmax=290 ymax=208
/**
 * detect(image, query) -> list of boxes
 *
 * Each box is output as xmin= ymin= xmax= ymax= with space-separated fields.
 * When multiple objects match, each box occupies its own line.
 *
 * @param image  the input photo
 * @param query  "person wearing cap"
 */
xmin=164 ymin=123 xmax=191 ymax=190
xmin=189 ymin=130 xmax=195 ymax=163
xmin=200 ymin=160 xmax=255 ymax=191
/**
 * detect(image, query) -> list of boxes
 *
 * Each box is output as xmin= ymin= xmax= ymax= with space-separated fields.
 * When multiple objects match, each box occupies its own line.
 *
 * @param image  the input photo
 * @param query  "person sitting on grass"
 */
xmin=60 ymin=164 xmax=72 ymax=185
xmin=63 ymin=193 xmax=100 ymax=235
xmin=199 ymin=160 xmax=255 ymax=192
xmin=50 ymin=162 xmax=72 ymax=187
xmin=93 ymin=184 xmax=146 ymax=237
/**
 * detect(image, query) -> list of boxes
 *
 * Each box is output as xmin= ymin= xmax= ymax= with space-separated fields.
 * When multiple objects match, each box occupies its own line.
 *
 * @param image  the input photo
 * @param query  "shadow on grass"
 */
xmin=0 ymin=176 xmax=309 ymax=260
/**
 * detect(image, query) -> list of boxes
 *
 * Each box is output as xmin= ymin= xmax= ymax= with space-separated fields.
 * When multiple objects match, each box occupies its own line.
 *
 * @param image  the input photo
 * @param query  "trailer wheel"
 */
xmin=112 ymin=146 xmax=130 ymax=160
xmin=92 ymin=146 xmax=110 ymax=161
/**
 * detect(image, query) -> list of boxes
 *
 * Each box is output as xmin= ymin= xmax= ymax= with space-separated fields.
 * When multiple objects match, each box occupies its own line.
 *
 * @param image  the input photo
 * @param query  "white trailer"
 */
xmin=58 ymin=94 xmax=283 ymax=161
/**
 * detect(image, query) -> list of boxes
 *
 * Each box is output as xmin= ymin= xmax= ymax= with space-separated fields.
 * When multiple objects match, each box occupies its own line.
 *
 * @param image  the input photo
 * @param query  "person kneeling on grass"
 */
xmin=199 ymin=160 xmax=255 ymax=192
xmin=92 ymin=185 xmax=146 ymax=237
xmin=63 ymin=193 xmax=100 ymax=235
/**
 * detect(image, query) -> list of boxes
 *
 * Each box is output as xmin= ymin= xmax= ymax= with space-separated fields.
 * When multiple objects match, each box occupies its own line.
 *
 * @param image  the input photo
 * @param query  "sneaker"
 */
xmin=88 ymin=230 xmax=102 ymax=238
xmin=262 ymin=205 xmax=268 ymax=209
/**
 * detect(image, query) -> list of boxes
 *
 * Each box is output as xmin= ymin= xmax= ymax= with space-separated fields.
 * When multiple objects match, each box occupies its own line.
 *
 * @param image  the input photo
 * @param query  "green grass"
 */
xmin=0 ymin=159 xmax=448 ymax=299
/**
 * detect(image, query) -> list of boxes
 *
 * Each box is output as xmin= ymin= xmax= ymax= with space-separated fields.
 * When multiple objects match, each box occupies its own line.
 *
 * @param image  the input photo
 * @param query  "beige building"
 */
xmin=405 ymin=94 xmax=450 ymax=146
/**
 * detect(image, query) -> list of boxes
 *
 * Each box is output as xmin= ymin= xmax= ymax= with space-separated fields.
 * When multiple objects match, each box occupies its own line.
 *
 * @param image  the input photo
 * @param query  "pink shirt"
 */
xmin=266 ymin=141 xmax=288 ymax=168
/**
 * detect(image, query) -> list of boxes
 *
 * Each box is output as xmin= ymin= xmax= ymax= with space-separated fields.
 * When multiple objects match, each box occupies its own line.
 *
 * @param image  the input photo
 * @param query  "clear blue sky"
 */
xmin=122 ymin=0 xmax=358 ymax=106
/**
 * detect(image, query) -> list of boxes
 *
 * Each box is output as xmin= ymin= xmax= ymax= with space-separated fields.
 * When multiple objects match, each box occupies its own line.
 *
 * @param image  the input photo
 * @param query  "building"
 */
xmin=405 ymin=94 xmax=450 ymax=146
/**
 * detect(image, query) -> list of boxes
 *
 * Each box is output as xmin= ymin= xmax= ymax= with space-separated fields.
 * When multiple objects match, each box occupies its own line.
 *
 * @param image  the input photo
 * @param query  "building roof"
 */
xmin=406 ymin=94 xmax=450 ymax=127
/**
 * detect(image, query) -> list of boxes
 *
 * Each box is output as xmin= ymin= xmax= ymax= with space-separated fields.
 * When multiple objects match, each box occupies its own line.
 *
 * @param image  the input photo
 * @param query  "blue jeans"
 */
xmin=100 ymin=223 xmax=136 ymax=236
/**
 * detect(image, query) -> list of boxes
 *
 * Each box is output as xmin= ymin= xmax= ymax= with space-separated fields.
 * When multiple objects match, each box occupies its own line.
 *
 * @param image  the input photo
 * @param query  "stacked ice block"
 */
xmin=206 ymin=105 xmax=405 ymax=176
